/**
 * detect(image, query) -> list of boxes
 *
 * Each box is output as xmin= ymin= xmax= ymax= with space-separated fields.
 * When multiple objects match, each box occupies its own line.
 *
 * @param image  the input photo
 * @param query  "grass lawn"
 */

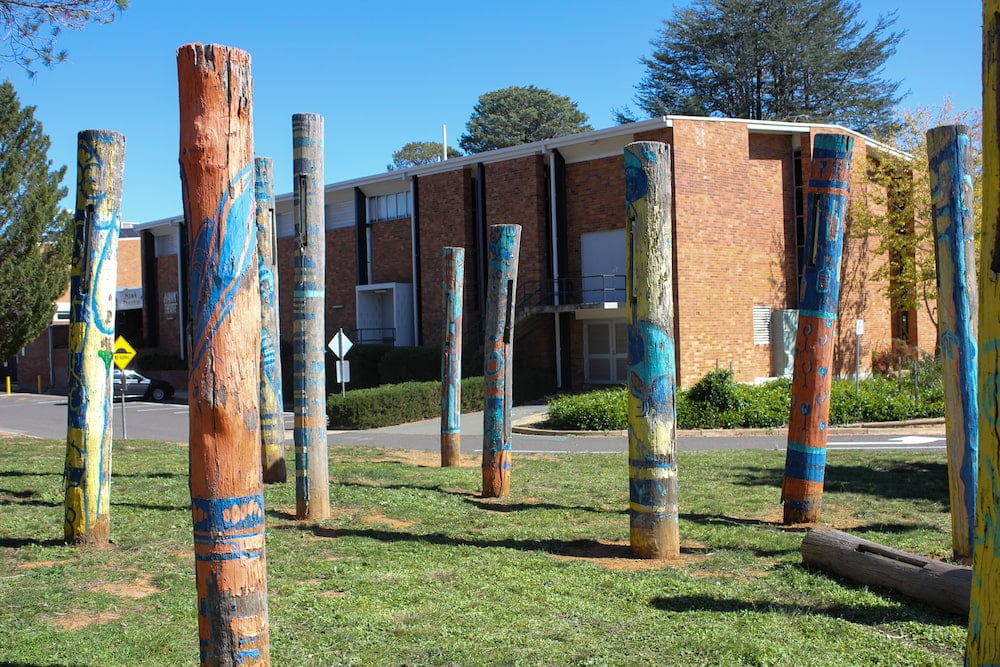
xmin=0 ymin=435 xmax=967 ymax=666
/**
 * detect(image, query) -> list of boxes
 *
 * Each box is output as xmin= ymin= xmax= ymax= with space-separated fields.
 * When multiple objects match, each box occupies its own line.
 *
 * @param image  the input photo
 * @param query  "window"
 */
xmin=367 ymin=191 xmax=411 ymax=222
xmin=584 ymin=320 xmax=628 ymax=384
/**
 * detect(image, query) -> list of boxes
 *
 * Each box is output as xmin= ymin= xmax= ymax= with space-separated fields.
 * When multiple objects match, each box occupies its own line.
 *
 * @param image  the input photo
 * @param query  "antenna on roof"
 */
xmin=442 ymin=124 xmax=448 ymax=161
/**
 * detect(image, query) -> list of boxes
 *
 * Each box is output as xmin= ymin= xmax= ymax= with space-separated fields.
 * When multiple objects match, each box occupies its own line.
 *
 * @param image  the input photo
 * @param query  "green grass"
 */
xmin=0 ymin=436 xmax=966 ymax=666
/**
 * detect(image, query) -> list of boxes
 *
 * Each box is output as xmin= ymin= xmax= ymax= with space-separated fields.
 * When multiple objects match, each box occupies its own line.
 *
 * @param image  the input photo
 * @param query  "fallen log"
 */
xmin=801 ymin=527 xmax=971 ymax=616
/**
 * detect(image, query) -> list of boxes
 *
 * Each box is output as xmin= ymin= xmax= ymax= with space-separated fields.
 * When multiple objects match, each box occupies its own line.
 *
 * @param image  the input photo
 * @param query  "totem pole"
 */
xmin=927 ymin=124 xmax=978 ymax=563
xmin=624 ymin=141 xmax=679 ymax=559
xmin=969 ymin=4 xmax=1000 ymax=662
xmin=255 ymin=156 xmax=287 ymax=483
xmin=441 ymin=246 xmax=465 ymax=467
xmin=482 ymin=225 xmax=521 ymax=498
xmin=292 ymin=112 xmax=330 ymax=520
xmin=64 ymin=129 xmax=125 ymax=546
xmin=781 ymin=132 xmax=854 ymax=525
xmin=178 ymin=42 xmax=270 ymax=666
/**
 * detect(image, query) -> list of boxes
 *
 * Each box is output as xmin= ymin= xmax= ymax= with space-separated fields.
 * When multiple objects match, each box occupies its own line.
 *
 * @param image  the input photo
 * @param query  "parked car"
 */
xmin=113 ymin=369 xmax=175 ymax=402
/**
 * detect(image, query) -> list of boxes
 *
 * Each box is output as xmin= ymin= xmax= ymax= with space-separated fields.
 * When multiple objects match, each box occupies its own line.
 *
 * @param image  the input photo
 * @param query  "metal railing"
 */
xmin=352 ymin=327 xmax=396 ymax=345
xmin=517 ymin=273 xmax=626 ymax=313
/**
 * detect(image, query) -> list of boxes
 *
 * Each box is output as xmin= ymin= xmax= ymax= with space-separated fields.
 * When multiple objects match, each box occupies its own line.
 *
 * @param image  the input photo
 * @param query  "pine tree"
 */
xmin=621 ymin=0 xmax=904 ymax=135
xmin=0 ymin=80 xmax=72 ymax=362
xmin=460 ymin=86 xmax=592 ymax=154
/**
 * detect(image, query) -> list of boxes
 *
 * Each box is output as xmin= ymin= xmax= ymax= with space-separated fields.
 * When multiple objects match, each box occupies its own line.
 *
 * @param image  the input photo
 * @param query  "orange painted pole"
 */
xmin=254 ymin=156 xmax=287 ymax=483
xmin=63 ymin=129 xmax=124 ymax=546
xmin=970 ymin=3 xmax=1000 ymax=661
xmin=441 ymin=246 xmax=464 ymax=467
xmin=781 ymin=133 xmax=854 ymax=525
xmin=178 ymin=43 xmax=269 ymax=666
xmin=625 ymin=141 xmax=679 ymax=559
xmin=482 ymin=225 xmax=520 ymax=498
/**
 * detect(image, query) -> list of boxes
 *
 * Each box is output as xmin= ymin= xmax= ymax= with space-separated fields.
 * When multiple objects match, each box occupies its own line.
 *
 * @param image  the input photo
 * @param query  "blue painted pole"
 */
xmin=292 ymin=113 xmax=330 ymax=520
xmin=255 ymin=156 xmax=287 ymax=484
xmin=482 ymin=225 xmax=521 ymax=498
xmin=441 ymin=246 xmax=465 ymax=467
xmin=781 ymin=133 xmax=854 ymax=525
xmin=926 ymin=124 xmax=978 ymax=563
xmin=624 ymin=141 xmax=678 ymax=559
xmin=63 ymin=129 xmax=125 ymax=546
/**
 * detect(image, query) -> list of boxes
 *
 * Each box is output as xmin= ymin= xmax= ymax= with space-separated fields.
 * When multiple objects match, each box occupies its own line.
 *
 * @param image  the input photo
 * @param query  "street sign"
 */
xmin=328 ymin=329 xmax=353 ymax=359
xmin=113 ymin=335 xmax=136 ymax=370
xmin=336 ymin=360 xmax=351 ymax=383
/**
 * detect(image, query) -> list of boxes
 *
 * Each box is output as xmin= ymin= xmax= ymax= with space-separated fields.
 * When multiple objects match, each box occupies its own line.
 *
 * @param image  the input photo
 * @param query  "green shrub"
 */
xmin=547 ymin=389 xmax=628 ymax=431
xmin=687 ymin=368 xmax=740 ymax=411
xmin=327 ymin=377 xmax=484 ymax=429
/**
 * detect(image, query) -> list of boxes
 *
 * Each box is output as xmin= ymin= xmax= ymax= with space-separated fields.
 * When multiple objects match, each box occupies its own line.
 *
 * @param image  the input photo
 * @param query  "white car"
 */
xmin=112 ymin=369 xmax=175 ymax=402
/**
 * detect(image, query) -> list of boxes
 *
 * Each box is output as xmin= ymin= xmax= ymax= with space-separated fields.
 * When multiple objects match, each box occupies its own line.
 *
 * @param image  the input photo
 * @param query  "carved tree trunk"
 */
xmin=781 ymin=133 xmax=854 ymax=525
xmin=178 ymin=42 xmax=270 ymax=667
xmin=624 ymin=141 xmax=679 ymax=560
xmin=64 ymin=129 xmax=125 ymax=546
xmin=441 ymin=246 xmax=465 ymax=467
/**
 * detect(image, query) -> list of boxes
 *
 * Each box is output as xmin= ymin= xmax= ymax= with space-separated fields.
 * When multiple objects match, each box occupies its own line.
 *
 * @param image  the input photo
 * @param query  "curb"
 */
xmin=512 ymin=414 xmax=946 ymax=438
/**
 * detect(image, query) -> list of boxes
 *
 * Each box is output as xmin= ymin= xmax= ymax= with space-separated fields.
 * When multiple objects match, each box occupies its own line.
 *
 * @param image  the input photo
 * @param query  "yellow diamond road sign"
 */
xmin=113 ymin=336 xmax=136 ymax=370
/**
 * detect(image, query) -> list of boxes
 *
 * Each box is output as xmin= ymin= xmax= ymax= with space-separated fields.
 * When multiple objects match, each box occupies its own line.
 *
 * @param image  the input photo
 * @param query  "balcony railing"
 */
xmin=517 ymin=274 xmax=626 ymax=315
xmin=352 ymin=327 xmax=396 ymax=345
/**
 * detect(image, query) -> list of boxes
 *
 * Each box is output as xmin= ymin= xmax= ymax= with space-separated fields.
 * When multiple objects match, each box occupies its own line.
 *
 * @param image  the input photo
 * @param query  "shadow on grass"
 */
xmin=650 ymin=589 xmax=962 ymax=625
xmin=337 ymin=479 xmax=619 ymax=515
xmin=730 ymin=460 xmax=949 ymax=504
xmin=0 ymin=471 xmax=61 ymax=478
xmin=0 ymin=537 xmax=65 ymax=548
xmin=0 ymin=488 xmax=59 ymax=508
xmin=277 ymin=523 xmax=642 ymax=559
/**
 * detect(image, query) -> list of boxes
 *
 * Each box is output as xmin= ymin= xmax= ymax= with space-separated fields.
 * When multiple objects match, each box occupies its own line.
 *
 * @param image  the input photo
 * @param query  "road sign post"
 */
xmin=328 ymin=328 xmax=353 ymax=397
xmin=113 ymin=335 xmax=136 ymax=439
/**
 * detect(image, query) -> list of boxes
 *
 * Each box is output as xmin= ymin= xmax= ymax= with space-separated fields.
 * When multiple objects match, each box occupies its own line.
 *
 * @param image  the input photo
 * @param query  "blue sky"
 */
xmin=2 ymin=0 xmax=982 ymax=224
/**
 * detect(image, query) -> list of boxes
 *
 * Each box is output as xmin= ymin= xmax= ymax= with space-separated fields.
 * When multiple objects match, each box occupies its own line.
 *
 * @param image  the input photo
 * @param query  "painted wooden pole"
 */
xmin=482 ymin=225 xmax=520 ymax=498
xmin=254 ymin=156 xmax=287 ymax=484
xmin=441 ymin=246 xmax=465 ymax=467
xmin=927 ymin=124 xmax=978 ymax=563
xmin=292 ymin=112 xmax=330 ymax=520
xmin=781 ymin=133 xmax=854 ymax=525
xmin=178 ymin=43 xmax=270 ymax=666
xmin=970 ymin=6 xmax=1000 ymax=661
xmin=624 ymin=141 xmax=679 ymax=559
xmin=63 ymin=129 xmax=124 ymax=546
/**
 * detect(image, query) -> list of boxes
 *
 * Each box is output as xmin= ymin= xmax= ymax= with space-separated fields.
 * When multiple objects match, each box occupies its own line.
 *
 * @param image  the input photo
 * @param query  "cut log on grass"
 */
xmin=801 ymin=527 xmax=970 ymax=616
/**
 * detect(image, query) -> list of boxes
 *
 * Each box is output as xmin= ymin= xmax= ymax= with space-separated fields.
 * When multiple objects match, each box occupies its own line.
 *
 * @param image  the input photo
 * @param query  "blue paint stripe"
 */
xmin=629 ymin=457 xmax=676 ymax=469
xmin=798 ymin=309 xmax=837 ymax=321
xmin=191 ymin=494 xmax=264 ymax=533
xmin=195 ymin=551 xmax=263 ymax=562
xmin=630 ymin=478 xmax=672 ymax=508
xmin=293 ymin=290 xmax=324 ymax=298
xmin=783 ymin=498 xmax=820 ymax=513
xmin=807 ymin=179 xmax=849 ymax=190
xmin=784 ymin=442 xmax=827 ymax=483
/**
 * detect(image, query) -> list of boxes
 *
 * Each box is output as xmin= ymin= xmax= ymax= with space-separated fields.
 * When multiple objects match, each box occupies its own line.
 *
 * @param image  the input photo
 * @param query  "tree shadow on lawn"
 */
xmin=0 ymin=537 xmax=65 ymax=548
xmin=729 ymin=460 xmax=949 ymax=505
xmin=277 ymin=523 xmax=685 ymax=560
xmin=0 ymin=488 xmax=59 ymax=508
xmin=650 ymin=587 xmax=963 ymax=627
xmin=336 ymin=479 xmax=620 ymax=515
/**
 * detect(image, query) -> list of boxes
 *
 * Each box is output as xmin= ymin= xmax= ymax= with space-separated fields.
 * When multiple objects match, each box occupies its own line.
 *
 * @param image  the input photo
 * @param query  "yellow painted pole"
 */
xmin=63 ymin=130 xmax=125 ymax=546
xmin=625 ymin=141 xmax=679 ymax=559
xmin=970 ymin=3 xmax=1000 ymax=662
xmin=5 ymin=376 xmax=10 ymax=394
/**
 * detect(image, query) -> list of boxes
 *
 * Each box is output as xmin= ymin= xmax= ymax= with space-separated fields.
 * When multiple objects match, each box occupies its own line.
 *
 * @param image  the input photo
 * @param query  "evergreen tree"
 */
xmin=388 ymin=141 xmax=461 ymax=170
xmin=621 ymin=0 xmax=904 ymax=135
xmin=0 ymin=80 xmax=72 ymax=362
xmin=460 ymin=85 xmax=592 ymax=154
xmin=0 ymin=1 xmax=128 ymax=76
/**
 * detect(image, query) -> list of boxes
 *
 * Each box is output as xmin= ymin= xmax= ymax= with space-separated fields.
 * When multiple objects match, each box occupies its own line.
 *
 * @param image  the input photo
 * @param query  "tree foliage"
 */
xmin=0 ymin=0 xmax=127 ymax=75
xmin=621 ymin=0 xmax=904 ymax=135
xmin=850 ymin=103 xmax=982 ymax=325
xmin=0 ymin=80 xmax=72 ymax=361
xmin=388 ymin=141 xmax=461 ymax=170
xmin=459 ymin=85 xmax=592 ymax=154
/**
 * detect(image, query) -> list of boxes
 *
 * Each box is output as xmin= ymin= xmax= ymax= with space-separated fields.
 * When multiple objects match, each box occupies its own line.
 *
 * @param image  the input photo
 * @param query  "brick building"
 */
xmin=16 ymin=225 xmax=144 ymax=392
xmin=136 ymin=116 xmax=932 ymax=391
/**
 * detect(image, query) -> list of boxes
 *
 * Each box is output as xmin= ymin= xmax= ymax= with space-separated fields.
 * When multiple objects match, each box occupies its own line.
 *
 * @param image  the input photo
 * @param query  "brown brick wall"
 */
xmin=371 ymin=217 xmax=412 ymax=285
xmin=486 ymin=155 xmax=549 ymax=299
xmin=117 ymin=236 xmax=142 ymax=288
xmin=155 ymin=254 xmax=182 ymax=358
xmin=416 ymin=169 xmax=478 ymax=347
xmin=671 ymin=119 xmax=795 ymax=386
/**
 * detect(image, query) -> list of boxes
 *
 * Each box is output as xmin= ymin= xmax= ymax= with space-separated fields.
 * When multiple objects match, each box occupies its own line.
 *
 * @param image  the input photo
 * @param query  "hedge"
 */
xmin=327 ymin=377 xmax=485 ymax=429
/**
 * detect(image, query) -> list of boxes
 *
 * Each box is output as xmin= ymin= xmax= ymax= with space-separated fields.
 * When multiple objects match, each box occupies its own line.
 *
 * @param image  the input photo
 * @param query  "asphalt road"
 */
xmin=0 ymin=391 xmax=946 ymax=454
